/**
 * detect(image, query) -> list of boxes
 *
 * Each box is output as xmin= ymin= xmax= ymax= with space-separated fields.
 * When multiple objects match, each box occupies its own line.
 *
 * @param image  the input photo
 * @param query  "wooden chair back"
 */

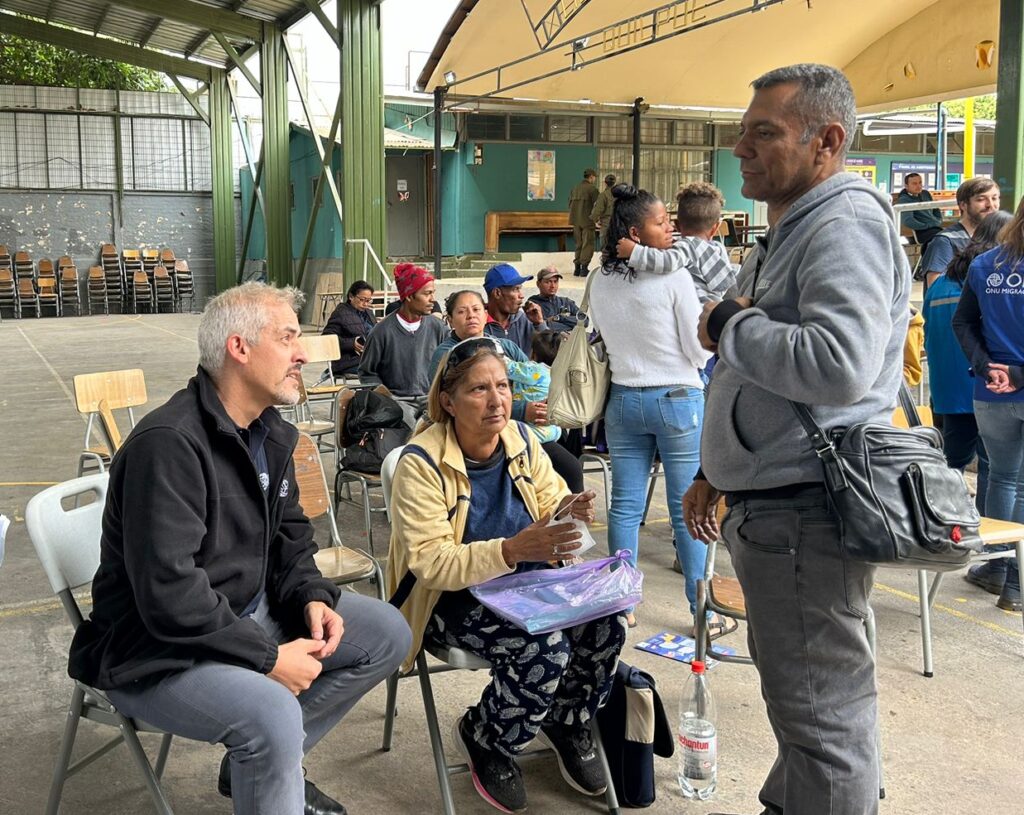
xmin=159 ymin=248 xmax=176 ymax=264
xmin=14 ymin=251 xmax=30 ymax=264
xmin=174 ymin=259 xmax=190 ymax=273
xmin=73 ymin=369 xmax=147 ymax=414
xmin=57 ymin=255 xmax=74 ymax=269
xmin=18 ymin=278 xmax=36 ymax=297
xmin=100 ymin=243 xmax=116 ymax=257
xmin=87 ymin=266 xmax=105 ymax=282
xmin=153 ymin=265 xmax=171 ymax=281
xmin=299 ymin=334 xmax=341 ymax=365
xmin=38 ymin=258 xmax=55 ymax=277
xmin=61 ymin=266 xmax=78 ymax=283
xmin=292 ymin=433 xmax=332 ymax=523
xmin=0 ymin=268 xmax=14 ymax=285
xmin=96 ymin=399 xmax=123 ymax=452
xmin=133 ymin=270 xmax=150 ymax=286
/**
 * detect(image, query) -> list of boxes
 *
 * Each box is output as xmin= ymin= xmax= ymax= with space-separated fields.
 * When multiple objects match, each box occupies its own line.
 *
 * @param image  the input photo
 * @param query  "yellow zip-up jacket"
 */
xmin=387 ymin=420 xmax=569 ymax=673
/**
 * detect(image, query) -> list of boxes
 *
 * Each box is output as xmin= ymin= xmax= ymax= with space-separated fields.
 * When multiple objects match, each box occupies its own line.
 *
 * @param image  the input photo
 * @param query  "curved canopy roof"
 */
xmin=418 ymin=0 xmax=999 ymax=113
xmin=0 ymin=0 xmax=329 ymax=81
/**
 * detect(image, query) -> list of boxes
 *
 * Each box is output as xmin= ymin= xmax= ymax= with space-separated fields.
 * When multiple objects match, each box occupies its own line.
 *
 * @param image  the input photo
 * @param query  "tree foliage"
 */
xmin=0 ymin=34 xmax=166 ymax=91
xmin=905 ymin=94 xmax=998 ymax=121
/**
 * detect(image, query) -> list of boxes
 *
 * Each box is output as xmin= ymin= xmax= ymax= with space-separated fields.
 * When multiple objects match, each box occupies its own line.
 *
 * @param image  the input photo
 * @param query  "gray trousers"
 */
xmin=721 ymin=492 xmax=878 ymax=815
xmin=108 ymin=592 xmax=411 ymax=815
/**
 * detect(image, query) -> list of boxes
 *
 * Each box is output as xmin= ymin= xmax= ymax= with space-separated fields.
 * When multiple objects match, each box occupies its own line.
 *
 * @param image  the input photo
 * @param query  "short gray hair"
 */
xmin=197 ymin=282 xmax=305 ymax=377
xmin=752 ymin=64 xmax=857 ymax=158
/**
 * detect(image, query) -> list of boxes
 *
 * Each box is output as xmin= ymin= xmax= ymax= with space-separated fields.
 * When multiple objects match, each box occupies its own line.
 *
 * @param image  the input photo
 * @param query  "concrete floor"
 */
xmin=1 ymin=312 xmax=1022 ymax=815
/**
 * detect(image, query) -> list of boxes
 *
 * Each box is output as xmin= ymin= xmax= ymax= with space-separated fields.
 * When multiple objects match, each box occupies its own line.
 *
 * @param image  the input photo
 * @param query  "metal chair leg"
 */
xmin=154 ymin=733 xmax=173 ymax=779
xmin=362 ymin=481 xmax=375 ymax=557
xmin=916 ymin=569 xmax=934 ymax=678
xmin=382 ymin=671 xmax=400 ymax=752
xmin=593 ymin=725 xmax=620 ymax=814
xmin=46 ymin=685 xmax=85 ymax=815
xmin=640 ymin=460 xmax=660 ymax=526
xmin=116 ymin=714 xmax=174 ymax=814
xmin=1017 ymin=540 xmax=1024 ymax=639
xmin=416 ymin=651 xmax=457 ymax=815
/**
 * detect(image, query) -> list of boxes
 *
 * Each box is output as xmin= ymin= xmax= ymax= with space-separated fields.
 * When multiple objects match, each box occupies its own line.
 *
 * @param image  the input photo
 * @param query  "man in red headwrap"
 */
xmin=358 ymin=263 xmax=447 ymax=398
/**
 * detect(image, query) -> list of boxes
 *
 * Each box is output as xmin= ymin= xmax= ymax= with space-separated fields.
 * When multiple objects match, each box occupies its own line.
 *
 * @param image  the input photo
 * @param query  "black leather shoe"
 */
xmin=218 ymin=754 xmax=347 ymax=815
xmin=303 ymin=779 xmax=348 ymax=815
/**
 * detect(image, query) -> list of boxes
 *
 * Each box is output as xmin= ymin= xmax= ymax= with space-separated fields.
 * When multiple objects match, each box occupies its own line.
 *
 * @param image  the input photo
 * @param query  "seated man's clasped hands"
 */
xmin=387 ymin=338 xmax=625 ymax=814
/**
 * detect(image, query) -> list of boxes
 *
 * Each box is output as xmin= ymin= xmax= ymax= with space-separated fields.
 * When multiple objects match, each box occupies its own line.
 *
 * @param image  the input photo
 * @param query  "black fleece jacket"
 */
xmin=68 ymin=368 xmax=340 ymax=689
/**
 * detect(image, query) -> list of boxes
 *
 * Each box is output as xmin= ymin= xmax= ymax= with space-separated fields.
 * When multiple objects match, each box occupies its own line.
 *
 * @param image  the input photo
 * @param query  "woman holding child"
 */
xmin=588 ymin=184 xmax=713 ymax=630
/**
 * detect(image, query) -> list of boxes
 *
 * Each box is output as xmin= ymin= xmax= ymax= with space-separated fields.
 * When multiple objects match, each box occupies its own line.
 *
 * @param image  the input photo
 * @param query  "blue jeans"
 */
xmin=936 ymin=412 xmax=989 ymax=514
xmin=974 ymin=400 xmax=1024 ymax=589
xmin=108 ymin=592 xmax=411 ymax=815
xmin=604 ymin=383 xmax=704 ymax=614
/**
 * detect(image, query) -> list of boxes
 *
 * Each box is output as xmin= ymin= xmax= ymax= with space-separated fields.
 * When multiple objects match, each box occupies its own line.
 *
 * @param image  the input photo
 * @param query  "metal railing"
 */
xmin=345 ymin=238 xmax=394 ymax=294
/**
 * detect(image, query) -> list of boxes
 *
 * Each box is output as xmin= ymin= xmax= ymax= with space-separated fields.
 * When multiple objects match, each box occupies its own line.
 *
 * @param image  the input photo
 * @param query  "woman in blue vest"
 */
xmin=923 ymin=211 xmax=1010 ymax=513
xmin=953 ymin=201 xmax=1024 ymax=613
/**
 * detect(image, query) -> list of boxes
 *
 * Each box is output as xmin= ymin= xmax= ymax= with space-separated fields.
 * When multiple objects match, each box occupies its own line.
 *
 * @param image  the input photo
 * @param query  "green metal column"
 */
xmin=994 ymin=0 xmax=1024 ymax=211
xmin=209 ymin=70 xmax=236 ymax=292
xmin=262 ymin=26 xmax=292 ymax=285
xmin=339 ymin=0 xmax=386 ymax=278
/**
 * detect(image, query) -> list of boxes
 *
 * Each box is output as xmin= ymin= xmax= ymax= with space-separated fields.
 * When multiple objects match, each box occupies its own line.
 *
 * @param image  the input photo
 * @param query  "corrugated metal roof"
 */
xmin=0 ymin=0 xmax=327 ymax=73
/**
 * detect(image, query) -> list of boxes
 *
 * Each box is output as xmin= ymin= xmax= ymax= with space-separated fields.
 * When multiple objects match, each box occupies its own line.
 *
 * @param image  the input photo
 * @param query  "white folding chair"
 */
xmin=26 ymin=474 xmax=176 ymax=814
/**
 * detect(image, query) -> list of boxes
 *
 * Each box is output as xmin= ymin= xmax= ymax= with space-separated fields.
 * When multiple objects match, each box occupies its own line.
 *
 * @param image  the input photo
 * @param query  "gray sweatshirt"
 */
xmin=702 ymin=172 xmax=911 ymax=492
xmin=358 ymin=312 xmax=447 ymax=397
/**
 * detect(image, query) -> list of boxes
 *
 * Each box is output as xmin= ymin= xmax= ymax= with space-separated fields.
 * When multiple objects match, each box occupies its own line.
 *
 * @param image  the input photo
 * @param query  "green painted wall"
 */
xmin=714 ymin=149 xmax=753 ymax=217
xmin=441 ymin=142 xmax=599 ymax=255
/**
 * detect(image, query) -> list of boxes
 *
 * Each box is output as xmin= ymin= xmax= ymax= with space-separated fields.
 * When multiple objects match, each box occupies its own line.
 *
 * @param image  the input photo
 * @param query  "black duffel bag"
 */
xmin=344 ymin=427 xmax=408 ymax=475
xmin=790 ymin=383 xmax=982 ymax=571
xmin=345 ymin=389 xmax=407 ymax=437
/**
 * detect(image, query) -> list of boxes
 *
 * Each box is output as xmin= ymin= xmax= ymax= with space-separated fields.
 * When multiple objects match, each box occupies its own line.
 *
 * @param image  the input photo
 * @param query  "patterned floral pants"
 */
xmin=424 ymin=592 xmax=627 ymax=757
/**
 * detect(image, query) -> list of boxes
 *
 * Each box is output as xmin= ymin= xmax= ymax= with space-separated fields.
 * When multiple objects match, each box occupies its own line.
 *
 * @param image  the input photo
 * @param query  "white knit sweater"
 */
xmin=588 ymin=266 xmax=711 ymax=388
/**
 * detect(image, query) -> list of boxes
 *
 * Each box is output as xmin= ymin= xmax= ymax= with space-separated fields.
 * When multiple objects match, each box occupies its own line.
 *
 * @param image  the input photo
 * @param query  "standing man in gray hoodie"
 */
xmin=684 ymin=65 xmax=910 ymax=815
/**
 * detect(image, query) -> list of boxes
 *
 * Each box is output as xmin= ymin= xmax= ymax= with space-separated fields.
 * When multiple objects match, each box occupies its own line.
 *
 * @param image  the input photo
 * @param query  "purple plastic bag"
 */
xmin=469 ymin=550 xmax=643 ymax=634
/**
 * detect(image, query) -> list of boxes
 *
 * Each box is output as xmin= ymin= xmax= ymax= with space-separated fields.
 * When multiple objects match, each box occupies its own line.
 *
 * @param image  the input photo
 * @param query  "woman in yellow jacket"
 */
xmin=387 ymin=338 xmax=626 ymax=814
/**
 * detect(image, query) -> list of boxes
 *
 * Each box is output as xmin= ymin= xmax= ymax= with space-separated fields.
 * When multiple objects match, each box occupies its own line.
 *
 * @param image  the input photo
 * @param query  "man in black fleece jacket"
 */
xmin=68 ymin=283 xmax=410 ymax=815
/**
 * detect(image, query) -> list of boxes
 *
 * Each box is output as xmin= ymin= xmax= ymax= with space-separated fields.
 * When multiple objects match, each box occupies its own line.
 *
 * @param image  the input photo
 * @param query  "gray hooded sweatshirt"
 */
xmin=702 ymin=172 xmax=911 ymax=492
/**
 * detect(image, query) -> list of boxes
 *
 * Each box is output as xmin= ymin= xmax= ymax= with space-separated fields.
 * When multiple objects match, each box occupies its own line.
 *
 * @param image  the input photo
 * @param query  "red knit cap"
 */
xmin=394 ymin=263 xmax=434 ymax=300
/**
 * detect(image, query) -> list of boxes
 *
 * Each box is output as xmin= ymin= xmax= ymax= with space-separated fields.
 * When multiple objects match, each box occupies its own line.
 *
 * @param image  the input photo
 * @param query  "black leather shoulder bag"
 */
xmin=789 ymin=383 xmax=982 ymax=571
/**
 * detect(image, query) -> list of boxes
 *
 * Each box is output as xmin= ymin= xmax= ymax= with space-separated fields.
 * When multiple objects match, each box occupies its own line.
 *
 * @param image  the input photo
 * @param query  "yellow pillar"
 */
xmin=963 ymin=97 xmax=976 ymax=179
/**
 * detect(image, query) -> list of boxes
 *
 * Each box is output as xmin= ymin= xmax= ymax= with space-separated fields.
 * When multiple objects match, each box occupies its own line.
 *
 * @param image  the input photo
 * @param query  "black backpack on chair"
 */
xmin=342 ymin=390 xmax=410 ymax=474
xmin=596 ymin=661 xmax=674 ymax=808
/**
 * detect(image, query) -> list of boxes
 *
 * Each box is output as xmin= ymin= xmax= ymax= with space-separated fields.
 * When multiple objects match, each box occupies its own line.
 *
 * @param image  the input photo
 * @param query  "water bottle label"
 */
xmin=680 ymin=731 xmax=717 ymax=781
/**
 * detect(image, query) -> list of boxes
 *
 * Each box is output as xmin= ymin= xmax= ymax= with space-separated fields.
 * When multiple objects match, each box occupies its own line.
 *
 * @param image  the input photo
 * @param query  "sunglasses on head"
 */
xmin=443 ymin=337 xmax=505 ymax=375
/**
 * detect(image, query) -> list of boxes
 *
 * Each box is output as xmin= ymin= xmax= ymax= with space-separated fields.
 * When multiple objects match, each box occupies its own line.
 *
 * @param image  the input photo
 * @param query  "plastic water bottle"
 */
xmin=678 ymin=659 xmax=717 ymax=800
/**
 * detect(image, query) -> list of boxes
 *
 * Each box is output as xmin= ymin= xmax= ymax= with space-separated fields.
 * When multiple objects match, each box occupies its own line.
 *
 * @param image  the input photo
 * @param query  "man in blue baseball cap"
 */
xmin=483 ymin=263 xmax=547 ymax=354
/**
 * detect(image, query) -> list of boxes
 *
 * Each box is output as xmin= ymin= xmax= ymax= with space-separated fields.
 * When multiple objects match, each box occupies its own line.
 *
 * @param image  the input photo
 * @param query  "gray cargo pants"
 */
xmin=721 ymin=491 xmax=878 ymax=815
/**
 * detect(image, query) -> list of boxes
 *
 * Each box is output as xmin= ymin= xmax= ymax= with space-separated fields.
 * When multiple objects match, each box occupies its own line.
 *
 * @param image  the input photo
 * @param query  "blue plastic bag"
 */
xmin=469 ymin=551 xmax=643 ymax=634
